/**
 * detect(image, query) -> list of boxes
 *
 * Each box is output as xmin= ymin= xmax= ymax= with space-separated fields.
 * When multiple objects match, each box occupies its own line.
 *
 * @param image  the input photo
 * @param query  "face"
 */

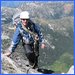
xmin=21 ymin=19 xmax=29 ymax=26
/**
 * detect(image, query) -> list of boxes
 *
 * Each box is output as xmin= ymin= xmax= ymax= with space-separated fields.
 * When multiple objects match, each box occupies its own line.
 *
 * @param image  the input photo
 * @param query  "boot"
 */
xmin=26 ymin=53 xmax=36 ymax=68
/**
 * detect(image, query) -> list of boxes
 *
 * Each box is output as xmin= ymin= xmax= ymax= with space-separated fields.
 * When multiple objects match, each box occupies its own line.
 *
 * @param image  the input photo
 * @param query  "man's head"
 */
xmin=20 ymin=11 xmax=29 ymax=26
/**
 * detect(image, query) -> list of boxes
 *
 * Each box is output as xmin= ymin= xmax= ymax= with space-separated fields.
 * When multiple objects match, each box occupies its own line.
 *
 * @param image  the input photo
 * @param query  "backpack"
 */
xmin=12 ymin=12 xmax=21 ymax=25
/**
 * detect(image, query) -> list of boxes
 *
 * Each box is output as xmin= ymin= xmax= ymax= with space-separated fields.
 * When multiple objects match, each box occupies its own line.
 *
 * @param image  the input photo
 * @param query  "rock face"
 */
xmin=61 ymin=65 xmax=74 ymax=74
xmin=1 ymin=54 xmax=42 ymax=74
xmin=67 ymin=65 xmax=74 ymax=74
xmin=2 ymin=32 xmax=10 ymax=40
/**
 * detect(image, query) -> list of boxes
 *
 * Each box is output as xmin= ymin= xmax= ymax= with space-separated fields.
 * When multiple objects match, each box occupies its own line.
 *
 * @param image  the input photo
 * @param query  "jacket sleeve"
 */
xmin=34 ymin=25 xmax=45 ymax=44
xmin=8 ymin=27 xmax=21 ymax=53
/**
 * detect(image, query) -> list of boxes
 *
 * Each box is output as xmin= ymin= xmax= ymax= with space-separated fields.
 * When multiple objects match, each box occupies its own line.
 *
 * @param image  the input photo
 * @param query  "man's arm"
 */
xmin=3 ymin=27 xmax=21 ymax=56
xmin=34 ymin=25 xmax=46 ymax=49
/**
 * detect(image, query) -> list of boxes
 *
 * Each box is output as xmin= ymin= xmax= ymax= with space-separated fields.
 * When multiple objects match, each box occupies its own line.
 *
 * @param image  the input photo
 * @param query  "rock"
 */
xmin=2 ymin=54 xmax=24 ymax=74
xmin=67 ymin=65 xmax=74 ymax=74
xmin=61 ymin=65 xmax=74 ymax=74
xmin=1 ymin=70 xmax=9 ymax=74
xmin=2 ymin=33 xmax=10 ymax=40
xmin=1 ymin=54 xmax=42 ymax=74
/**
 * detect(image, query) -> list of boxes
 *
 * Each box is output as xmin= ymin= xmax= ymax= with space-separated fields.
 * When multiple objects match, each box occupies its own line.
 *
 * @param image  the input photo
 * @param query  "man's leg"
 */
xmin=33 ymin=41 xmax=39 ymax=69
xmin=32 ymin=56 xmax=38 ymax=69
xmin=23 ymin=44 xmax=36 ymax=67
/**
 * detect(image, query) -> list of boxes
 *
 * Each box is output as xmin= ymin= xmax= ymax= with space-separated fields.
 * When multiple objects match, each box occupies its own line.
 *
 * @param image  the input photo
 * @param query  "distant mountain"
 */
xmin=1 ymin=2 xmax=74 ymax=24
xmin=1 ymin=1 xmax=24 ymax=8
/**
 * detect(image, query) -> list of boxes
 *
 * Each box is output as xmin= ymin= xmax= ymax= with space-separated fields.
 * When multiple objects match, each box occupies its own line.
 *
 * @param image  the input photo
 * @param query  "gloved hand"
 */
xmin=3 ymin=51 xmax=11 ymax=57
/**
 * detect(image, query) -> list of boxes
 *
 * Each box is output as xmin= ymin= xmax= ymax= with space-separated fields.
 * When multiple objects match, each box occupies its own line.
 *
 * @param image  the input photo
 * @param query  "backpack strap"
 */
xmin=18 ymin=27 xmax=25 ymax=46
xmin=22 ymin=24 xmax=36 ymax=36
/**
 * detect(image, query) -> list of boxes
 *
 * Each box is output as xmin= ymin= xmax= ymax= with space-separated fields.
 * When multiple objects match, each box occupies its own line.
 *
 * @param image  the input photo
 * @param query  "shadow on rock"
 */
xmin=37 ymin=68 xmax=54 ymax=74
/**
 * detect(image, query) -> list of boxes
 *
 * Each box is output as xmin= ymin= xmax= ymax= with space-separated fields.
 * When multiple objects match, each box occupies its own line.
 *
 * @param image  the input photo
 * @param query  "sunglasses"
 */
xmin=21 ymin=19 xmax=29 ymax=21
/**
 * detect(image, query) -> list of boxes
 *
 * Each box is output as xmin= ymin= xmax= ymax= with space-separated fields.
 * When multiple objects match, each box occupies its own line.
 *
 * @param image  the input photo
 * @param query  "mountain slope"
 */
xmin=1 ymin=2 xmax=74 ymax=74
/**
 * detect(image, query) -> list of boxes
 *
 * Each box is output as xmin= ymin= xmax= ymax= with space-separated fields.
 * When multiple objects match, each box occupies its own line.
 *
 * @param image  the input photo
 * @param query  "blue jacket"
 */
xmin=9 ymin=22 xmax=45 ymax=52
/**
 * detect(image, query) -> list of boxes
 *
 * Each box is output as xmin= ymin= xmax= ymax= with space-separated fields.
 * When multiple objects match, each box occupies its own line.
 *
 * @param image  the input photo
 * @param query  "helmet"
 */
xmin=20 ymin=11 xmax=29 ymax=19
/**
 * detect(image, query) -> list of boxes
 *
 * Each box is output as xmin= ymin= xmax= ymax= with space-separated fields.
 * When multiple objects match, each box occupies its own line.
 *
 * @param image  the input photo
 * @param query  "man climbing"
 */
xmin=4 ymin=11 xmax=45 ymax=69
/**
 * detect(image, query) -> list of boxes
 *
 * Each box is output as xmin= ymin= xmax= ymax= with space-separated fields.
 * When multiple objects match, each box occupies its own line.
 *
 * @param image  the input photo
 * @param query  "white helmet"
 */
xmin=20 ymin=11 xmax=29 ymax=19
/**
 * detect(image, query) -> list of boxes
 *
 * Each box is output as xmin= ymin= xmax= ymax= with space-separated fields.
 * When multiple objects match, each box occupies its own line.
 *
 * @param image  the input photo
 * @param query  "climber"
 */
xmin=3 ymin=11 xmax=46 ymax=69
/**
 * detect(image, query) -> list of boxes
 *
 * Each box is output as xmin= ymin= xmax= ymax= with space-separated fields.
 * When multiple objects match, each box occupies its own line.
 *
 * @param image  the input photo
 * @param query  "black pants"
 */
xmin=23 ymin=43 xmax=39 ymax=67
